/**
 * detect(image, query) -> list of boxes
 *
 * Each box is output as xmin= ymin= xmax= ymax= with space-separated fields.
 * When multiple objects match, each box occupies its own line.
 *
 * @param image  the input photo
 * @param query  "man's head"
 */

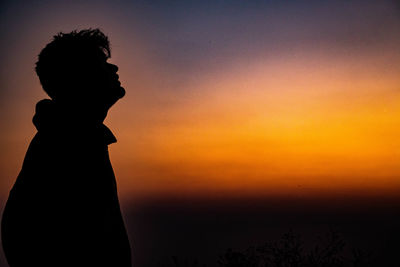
xmin=35 ymin=29 xmax=125 ymax=119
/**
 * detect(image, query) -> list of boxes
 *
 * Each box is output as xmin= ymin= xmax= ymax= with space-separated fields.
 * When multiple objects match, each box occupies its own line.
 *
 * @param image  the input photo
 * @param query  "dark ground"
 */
xmin=125 ymin=195 xmax=400 ymax=266
xmin=1 ymin=195 xmax=399 ymax=266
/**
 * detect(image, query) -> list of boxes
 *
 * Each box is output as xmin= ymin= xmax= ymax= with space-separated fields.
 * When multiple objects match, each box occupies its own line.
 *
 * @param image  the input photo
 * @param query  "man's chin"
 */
xmin=107 ymin=87 xmax=125 ymax=108
xmin=117 ymin=86 xmax=126 ymax=99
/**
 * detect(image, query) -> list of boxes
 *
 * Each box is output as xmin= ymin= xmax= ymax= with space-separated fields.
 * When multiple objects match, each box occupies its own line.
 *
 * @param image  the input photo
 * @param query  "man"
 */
xmin=1 ymin=29 xmax=131 ymax=266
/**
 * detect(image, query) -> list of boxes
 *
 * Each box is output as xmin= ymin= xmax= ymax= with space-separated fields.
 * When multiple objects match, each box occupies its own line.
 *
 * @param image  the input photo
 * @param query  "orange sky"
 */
xmin=1 ymin=0 xmax=400 ymax=205
xmin=104 ymin=49 xmax=400 ymax=201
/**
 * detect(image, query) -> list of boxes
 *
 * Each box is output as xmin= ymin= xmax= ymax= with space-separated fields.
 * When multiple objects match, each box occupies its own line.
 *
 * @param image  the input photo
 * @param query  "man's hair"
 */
xmin=35 ymin=29 xmax=111 ymax=99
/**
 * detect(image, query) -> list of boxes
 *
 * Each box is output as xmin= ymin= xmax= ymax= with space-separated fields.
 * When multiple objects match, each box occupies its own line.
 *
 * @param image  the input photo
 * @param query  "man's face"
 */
xmin=86 ymin=50 xmax=126 ymax=110
xmin=98 ymin=60 xmax=126 ymax=108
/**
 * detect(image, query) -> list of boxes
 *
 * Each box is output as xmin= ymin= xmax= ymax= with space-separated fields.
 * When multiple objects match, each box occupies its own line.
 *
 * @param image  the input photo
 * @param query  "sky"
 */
xmin=0 ymin=1 xmax=400 ymax=265
xmin=2 ymin=0 xmax=399 ymax=203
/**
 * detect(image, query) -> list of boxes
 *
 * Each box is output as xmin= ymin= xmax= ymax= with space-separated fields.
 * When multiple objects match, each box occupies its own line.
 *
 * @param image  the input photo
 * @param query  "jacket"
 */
xmin=1 ymin=99 xmax=132 ymax=267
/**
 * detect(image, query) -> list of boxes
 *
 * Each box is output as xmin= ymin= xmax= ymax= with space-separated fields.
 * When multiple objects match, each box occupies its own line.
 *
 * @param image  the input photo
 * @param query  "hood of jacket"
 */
xmin=32 ymin=99 xmax=117 ymax=145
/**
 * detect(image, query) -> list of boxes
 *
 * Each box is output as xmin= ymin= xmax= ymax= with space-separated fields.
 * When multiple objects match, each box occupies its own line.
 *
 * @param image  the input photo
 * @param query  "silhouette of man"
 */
xmin=1 ymin=29 xmax=131 ymax=267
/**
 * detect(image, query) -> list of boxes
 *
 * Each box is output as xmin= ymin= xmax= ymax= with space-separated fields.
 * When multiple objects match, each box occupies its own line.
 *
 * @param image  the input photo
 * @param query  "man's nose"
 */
xmin=108 ymin=63 xmax=118 ymax=72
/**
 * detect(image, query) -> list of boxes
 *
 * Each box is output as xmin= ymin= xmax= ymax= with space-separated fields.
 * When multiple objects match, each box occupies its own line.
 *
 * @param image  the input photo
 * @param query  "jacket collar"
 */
xmin=33 ymin=99 xmax=117 ymax=145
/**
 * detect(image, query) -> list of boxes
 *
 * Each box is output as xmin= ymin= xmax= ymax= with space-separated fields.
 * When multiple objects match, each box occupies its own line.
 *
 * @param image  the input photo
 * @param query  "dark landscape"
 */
xmin=124 ymin=196 xmax=400 ymax=266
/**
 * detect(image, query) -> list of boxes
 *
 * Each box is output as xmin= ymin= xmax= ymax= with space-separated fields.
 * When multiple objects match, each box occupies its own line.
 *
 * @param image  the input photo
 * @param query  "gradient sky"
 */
xmin=1 ymin=0 xmax=400 ymax=205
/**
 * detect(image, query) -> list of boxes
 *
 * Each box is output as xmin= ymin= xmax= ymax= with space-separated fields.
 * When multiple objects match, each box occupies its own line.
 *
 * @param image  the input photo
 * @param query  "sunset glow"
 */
xmin=1 ymin=0 xmax=400 ymax=204
xmin=107 ymin=50 xmax=400 ymax=200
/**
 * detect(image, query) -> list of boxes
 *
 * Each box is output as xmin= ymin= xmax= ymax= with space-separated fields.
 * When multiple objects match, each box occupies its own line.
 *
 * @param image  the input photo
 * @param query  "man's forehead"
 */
xmin=94 ymin=48 xmax=109 ymax=60
xmin=83 ymin=48 xmax=109 ymax=64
